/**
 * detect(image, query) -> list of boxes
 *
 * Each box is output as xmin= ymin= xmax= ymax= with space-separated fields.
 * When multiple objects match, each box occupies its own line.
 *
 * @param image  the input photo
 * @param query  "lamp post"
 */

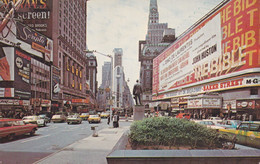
xmin=85 ymin=50 xmax=113 ymax=127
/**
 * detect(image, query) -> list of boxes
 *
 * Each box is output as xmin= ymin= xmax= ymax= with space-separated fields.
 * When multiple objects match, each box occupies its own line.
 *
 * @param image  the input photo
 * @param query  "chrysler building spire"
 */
xmin=148 ymin=0 xmax=159 ymax=24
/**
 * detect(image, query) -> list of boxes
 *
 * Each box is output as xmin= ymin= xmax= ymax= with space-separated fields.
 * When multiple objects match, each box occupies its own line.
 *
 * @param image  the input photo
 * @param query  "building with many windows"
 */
xmin=138 ymin=0 xmax=175 ymax=109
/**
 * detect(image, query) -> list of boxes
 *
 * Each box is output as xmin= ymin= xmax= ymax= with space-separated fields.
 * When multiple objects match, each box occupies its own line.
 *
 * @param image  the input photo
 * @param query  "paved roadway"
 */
xmin=0 ymin=118 xmax=131 ymax=164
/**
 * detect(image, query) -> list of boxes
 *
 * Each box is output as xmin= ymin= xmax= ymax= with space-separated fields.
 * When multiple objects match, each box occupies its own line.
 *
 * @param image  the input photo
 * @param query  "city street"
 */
xmin=0 ymin=118 xmax=131 ymax=164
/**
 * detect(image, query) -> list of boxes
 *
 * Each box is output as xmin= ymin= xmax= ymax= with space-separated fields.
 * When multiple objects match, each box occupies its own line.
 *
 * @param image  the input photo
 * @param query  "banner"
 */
xmin=14 ymin=49 xmax=31 ymax=99
xmin=153 ymin=0 xmax=259 ymax=99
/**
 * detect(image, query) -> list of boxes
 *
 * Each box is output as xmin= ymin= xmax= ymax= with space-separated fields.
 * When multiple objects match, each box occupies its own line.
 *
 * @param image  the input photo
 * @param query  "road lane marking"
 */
xmin=20 ymin=134 xmax=51 ymax=143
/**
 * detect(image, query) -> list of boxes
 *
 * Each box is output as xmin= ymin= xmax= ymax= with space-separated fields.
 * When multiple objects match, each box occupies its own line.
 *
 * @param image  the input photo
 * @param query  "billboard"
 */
xmin=16 ymin=22 xmax=53 ymax=62
xmin=0 ymin=47 xmax=15 ymax=97
xmin=51 ymin=66 xmax=61 ymax=101
xmin=14 ymin=49 xmax=31 ymax=99
xmin=153 ymin=0 xmax=259 ymax=99
xmin=0 ymin=0 xmax=53 ymax=38
xmin=0 ymin=48 xmax=31 ymax=99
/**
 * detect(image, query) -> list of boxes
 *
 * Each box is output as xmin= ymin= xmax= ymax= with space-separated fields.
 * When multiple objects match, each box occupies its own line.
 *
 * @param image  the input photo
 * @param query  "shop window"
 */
xmin=250 ymin=88 xmax=258 ymax=95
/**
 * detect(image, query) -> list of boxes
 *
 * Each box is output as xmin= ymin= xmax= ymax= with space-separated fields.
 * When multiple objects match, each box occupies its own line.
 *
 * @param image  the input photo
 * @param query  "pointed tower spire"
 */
xmin=148 ymin=0 xmax=159 ymax=24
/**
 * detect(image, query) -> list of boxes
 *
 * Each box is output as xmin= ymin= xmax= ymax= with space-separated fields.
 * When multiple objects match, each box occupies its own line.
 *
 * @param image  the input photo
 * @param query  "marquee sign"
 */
xmin=153 ymin=0 xmax=259 ymax=100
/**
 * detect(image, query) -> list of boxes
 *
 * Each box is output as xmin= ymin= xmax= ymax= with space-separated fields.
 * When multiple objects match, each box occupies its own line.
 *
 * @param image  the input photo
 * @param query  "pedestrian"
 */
xmin=107 ymin=116 xmax=110 ymax=125
xmin=112 ymin=112 xmax=119 ymax=128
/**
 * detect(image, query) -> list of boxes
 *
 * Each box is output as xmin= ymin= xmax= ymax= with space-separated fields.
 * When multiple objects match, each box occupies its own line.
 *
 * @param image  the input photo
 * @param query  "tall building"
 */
xmin=101 ymin=62 xmax=112 ymax=89
xmin=139 ymin=0 xmax=175 ymax=108
xmin=51 ymin=0 xmax=87 ymax=112
xmin=152 ymin=0 xmax=259 ymax=120
xmin=113 ymin=48 xmax=123 ymax=67
xmin=97 ymin=61 xmax=111 ymax=110
xmin=85 ymin=52 xmax=98 ymax=110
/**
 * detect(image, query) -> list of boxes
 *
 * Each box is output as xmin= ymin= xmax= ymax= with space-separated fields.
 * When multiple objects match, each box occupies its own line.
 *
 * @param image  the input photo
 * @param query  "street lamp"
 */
xmin=84 ymin=50 xmax=113 ymax=127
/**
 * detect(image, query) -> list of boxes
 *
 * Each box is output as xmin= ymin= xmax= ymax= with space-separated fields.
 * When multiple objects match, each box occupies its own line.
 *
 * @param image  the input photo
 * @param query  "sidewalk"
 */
xmin=34 ymin=125 xmax=130 ymax=164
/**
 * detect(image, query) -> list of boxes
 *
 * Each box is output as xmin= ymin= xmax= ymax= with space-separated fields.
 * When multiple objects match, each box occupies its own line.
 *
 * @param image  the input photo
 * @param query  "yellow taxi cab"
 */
xmin=100 ymin=112 xmax=110 ymax=118
xmin=219 ymin=121 xmax=260 ymax=148
xmin=88 ymin=115 xmax=101 ymax=123
xmin=80 ymin=113 xmax=89 ymax=120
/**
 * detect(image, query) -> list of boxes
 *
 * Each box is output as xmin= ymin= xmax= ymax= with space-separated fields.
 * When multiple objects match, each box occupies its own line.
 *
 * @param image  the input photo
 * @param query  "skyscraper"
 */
xmin=113 ymin=48 xmax=123 ymax=68
xmin=138 ymin=0 xmax=175 ymax=107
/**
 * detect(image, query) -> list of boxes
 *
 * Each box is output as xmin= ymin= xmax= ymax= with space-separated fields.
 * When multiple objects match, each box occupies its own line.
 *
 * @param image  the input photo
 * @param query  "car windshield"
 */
xmin=23 ymin=117 xmax=34 ymax=120
xmin=89 ymin=115 xmax=98 ymax=118
xmin=68 ymin=115 xmax=78 ymax=118
xmin=52 ymin=115 xmax=61 ymax=118
xmin=81 ymin=113 xmax=88 ymax=116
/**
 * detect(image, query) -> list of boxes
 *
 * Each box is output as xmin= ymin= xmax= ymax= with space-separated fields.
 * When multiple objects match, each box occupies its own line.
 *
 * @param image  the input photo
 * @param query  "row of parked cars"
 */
xmin=0 ymin=112 xmax=111 ymax=141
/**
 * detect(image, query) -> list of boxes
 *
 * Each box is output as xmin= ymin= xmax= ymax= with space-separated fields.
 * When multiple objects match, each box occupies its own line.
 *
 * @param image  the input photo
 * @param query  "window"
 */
xmin=250 ymin=88 xmax=258 ymax=95
xmin=249 ymin=124 xmax=260 ymax=132
xmin=238 ymin=123 xmax=249 ymax=131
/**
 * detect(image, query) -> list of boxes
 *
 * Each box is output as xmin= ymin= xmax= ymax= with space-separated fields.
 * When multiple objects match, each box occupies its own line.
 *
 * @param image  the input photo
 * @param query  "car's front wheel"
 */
xmin=30 ymin=129 xmax=36 ymax=136
xmin=7 ymin=134 xmax=15 ymax=141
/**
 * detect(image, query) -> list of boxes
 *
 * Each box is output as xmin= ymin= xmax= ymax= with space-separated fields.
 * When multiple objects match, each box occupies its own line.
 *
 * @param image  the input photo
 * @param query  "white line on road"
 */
xmin=20 ymin=134 xmax=51 ymax=143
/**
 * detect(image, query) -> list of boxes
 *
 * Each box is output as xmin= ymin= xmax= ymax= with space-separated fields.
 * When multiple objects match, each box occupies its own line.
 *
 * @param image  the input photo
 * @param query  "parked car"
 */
xmin=22 ymin=116 xmax=46 ymax=127
xmin=88 ymin=115 xmax=101 ymax=123
xmin=176 ymin=113 xmax=191 ymax=119
xmin=51 ymin=114 xmax=66 ymax=123
xmin=80 ymin=113 xmax=89 ymax=120
xmin=100 ymin=112 xmax=110 ymax=118
xmin=217 ymin=120 xmax=242 ymax=129
xmin=0 ymin=118 xmax=38 ymax=141
xmin=196 ymin=120 xmax=225 ymax=130
xmin=219 ymin=121 xmax=260 ymax=148
xmin=207 ymin=117 xmax=222 ymax=124
xmin=67 ymin=114 xmax=82 ymax=124
xmin=39 ymin=114 xmax=51 ymax=123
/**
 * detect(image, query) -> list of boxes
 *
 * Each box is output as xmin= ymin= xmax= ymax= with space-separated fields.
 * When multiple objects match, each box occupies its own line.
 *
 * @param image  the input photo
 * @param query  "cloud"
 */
xmin=87 ymin=0 xmax=222 ymax=91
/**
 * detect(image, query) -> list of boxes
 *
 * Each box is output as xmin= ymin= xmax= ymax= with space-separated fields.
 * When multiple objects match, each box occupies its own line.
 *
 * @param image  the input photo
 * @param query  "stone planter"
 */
xmin=107 ymin=131 xmax=260 ymax=164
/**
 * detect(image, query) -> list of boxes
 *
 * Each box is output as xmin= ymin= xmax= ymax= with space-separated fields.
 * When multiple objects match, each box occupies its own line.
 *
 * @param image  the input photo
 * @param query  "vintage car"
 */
xmin=51 ymin=114 xmax=67 ymax=123
xmin=219 ymin=121 xmax=260 ymax=148
xmin=0 ymin=118 xmax=38 ymax=141
xmin=207 ymin=117 xmax=223 ymax=125
xmin=80 ymin=113 xmax=89 ymax=120
xmin=100 ymin=112 xmax=110 ymax=118
xmin=176 ymin=113 xmax=191 ymax=119
xmin=217 ymin=120 xmax=242 ymax=129
xmin=22 ymin=116 xmax=46 ymax=127
xmin=67 ymin=114 xmax=82 ymax=124
xmin=88 ymin=115 xmax=101 ymax=123
xmin=196 ymin=120 xmax=225 ymax=130
xmin=39 ymin=114 xmax=51 ymax=123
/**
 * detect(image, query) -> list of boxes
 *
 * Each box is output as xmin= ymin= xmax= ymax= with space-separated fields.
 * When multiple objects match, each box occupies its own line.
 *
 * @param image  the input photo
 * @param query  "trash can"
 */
xmin=91 ymin=126 xmax=98 ymax=137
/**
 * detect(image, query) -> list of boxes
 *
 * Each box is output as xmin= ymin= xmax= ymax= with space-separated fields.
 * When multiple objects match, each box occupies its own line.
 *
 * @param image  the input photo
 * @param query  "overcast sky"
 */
xmin=86 ymin=0 xmax=223 ymax=91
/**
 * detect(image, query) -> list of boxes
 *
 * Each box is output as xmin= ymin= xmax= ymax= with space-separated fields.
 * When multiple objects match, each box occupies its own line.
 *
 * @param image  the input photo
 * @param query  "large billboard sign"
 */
xmin=16 ymin=22 xmax=53 ymax=62
xmin=0 ymin=0 xmax=53 ymax=38
xmin=0 ymin=48 xmax=31 ymax=99
xmin=153 ymin=0 xmax=259 ymax=100
xmin=14 ymin=49 xmax=31 ymax=99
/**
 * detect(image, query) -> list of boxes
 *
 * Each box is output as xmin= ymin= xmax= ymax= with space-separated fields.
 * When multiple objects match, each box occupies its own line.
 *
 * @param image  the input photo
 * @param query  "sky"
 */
xmin=87 ymin=0 xmax=223 ymax=91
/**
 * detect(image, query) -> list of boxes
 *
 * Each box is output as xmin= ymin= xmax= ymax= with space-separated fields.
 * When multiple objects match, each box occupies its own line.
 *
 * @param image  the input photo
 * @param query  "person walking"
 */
xmin=112 ymin=112 xmax=119 ymax=128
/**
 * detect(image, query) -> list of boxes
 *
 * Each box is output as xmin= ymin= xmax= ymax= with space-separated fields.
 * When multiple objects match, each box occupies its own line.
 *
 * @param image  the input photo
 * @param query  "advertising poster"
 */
xmin=153 ymin=0 xmax=259 ymax=100
xmin=0 ymin=47 xmax=14 ymax=97
xmin=16 ymin=22 xmax=53 ymax=62
xmin=14 ymin=49 xmax=31 ymax=99
xmin=0 ymin=0 xmax=54 ymax=38
xmin=51 ymin=66 xmax=60 ymax=101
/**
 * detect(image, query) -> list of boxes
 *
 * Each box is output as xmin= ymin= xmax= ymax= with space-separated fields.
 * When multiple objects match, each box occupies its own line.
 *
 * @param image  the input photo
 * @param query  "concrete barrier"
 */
xmin=107 ymin=131 xmax=260 ymax=164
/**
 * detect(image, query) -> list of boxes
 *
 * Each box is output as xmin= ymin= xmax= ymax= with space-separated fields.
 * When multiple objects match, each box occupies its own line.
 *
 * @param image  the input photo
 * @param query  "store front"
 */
xmin=0 ymin=99 xmax=30 ymax=118
xmin=236 ymin=99 xmax=260 ymax=121
xmin=187 ymin=95 xmax=222 ymax=119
